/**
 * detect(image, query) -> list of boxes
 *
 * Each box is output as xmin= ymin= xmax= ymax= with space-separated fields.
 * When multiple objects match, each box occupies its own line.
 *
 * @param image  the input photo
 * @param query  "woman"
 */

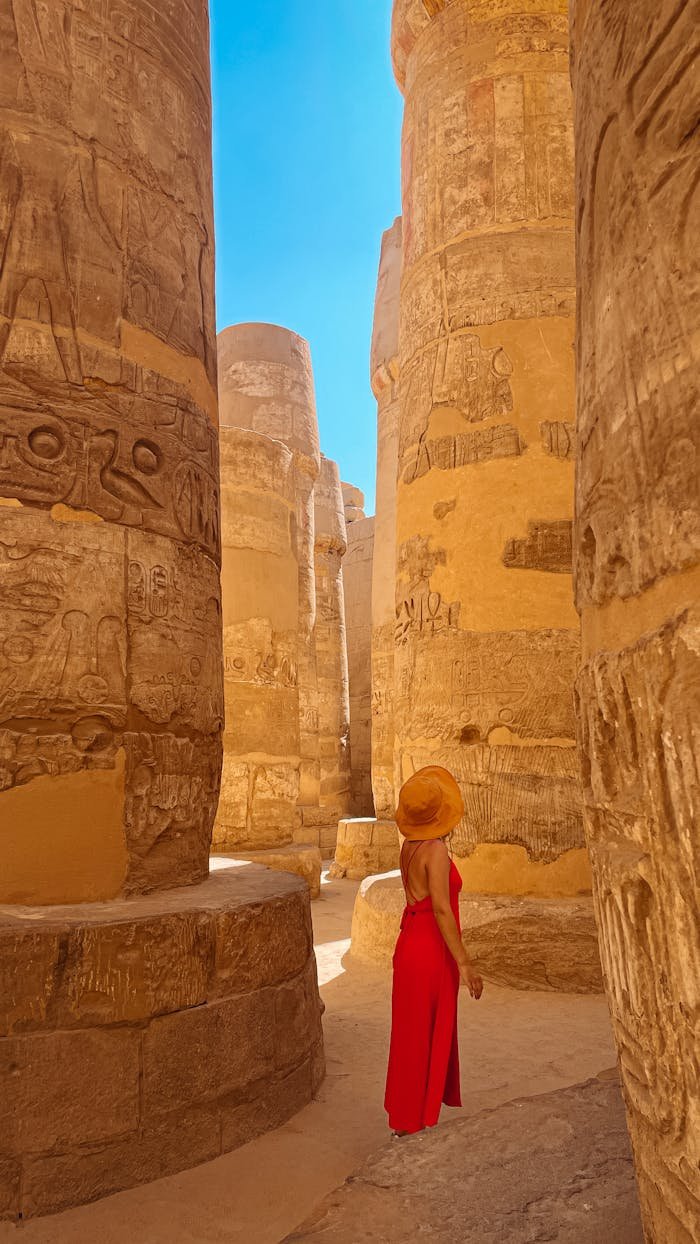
xmin=384 ymin=765 xmax=483 ymax=1136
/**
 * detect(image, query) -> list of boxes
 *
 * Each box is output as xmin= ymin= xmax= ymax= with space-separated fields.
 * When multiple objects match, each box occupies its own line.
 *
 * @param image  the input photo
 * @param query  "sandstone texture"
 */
xmin=0 ymin=0 xmax=223 ymax=903
xmin=215 ymin=846 xmax=323 ymax=900
xmin=572 ymin=2 xmax=700 ymax=1239
xmin=313 ymin=457 xmax=352 ymax=840
xmin=330 ymin=819 xmax=399 ymax=881
xmin=370 ymin=217 xmax=402 ymax=820
xmin=341 ymin=489 xmax=375 ymax=817
xmin=0 ymin=865 xmax=324 ymax=1220
xmin=389 ymin=0 xmax=587 ymax=900
xmin=216 ymin=324 xmax=323 ymax=850
xmin=286 ymin=1073 xmax=643 ymax=1243
xmin=350 ymin=871 xmax=602 ymax=992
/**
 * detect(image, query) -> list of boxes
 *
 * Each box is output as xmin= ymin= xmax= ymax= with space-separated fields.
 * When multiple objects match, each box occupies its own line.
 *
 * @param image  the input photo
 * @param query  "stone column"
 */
xmin=215 ymin=422 xmax=301 ymax=849
xmin=370 ymin=217 xmax=403 ymax=819
xmin=391 ymin=0 xmax=589 ymax=900
xmin=572 ymin=2 xmax=700 ymax=1239
xmin=342 ymin=484 xmax=375 ymax=817
xmin=313 ymin=456 xmax=352 ymax=845
xmin=217 ymin=323 xmax=322 ymax=841
xmin=0 ymin=11 xmax=322 ymax=1216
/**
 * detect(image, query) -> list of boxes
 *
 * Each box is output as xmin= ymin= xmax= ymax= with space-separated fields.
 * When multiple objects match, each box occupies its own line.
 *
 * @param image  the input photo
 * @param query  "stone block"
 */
xmin=286 ymin=1074 xmax=644 ymax=1242
xmin=330 ymin=819 xmax=400 ymax=881
xmin=0 ymin=1159 xmax=20 ymax=1221
xmin=220 ymin=1058 xmax=314 ymax=1152
xmin=211 ymin=890 xmax=312 ymax=998
xmin=142 ymin=991 xmax=276 ymax=1117
xmin=350 ymin=873 xmax=603 ymax=992
xmin=0 ymin=1029 xmax=140 ymax=1153
xmin=273 ymin=960 xmax=324 ymax=1073
xmin=20 ymin=1103 xmax=221 ymax=1219
xmin=216 ymin=844 xmax=322 ymax=899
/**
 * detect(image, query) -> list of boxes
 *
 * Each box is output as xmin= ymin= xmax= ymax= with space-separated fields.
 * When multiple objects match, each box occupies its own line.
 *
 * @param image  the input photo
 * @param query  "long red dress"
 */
xmin=384 ymin=845 xmax=463 ymax=1133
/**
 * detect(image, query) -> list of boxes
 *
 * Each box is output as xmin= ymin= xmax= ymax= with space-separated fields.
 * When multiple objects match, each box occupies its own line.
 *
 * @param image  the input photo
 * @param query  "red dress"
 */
xmin=384 ymin=846 xmax=463 ymax=1133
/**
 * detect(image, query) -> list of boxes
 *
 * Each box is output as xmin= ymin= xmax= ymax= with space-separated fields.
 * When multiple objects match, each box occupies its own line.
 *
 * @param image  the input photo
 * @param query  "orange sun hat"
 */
xmin=395 ymin=766 xmax=464 ymax=841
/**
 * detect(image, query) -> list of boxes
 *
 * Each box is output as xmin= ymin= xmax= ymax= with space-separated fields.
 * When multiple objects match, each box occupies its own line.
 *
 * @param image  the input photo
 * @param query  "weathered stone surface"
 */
xmin=389 ymin=0 xmax=585 ymax=899
xmin=0 ymin=866 xmax=324 ymax=1220
xmin=286 ymin=1074 xmax=644 ymax=1243
xmin=350 ymin=872 xmax=602 ymax=992
xmin=0 ymin=0 xmax=223 ymax=903
xmin=216 ymin=324 xmax=323 ymax=849
xmin=313 ymin=456 xmax=351 ymax=838
xmin=330 ymin=819 xmax=400 ymax=881
xmin=370 ymin=217 xmax=402 ymax=820
xmin=572 ymin=3 xmax=700 ymax=1236
xmin=342 ymin=504 xmax=375 ymax=816
xmin=218 ymin=321 xmax=322 ymax=824
xmin=216 ymin=845 xmax=323 ymax=900
xmin=1 ymin=1029 xmax=140 ymax=1153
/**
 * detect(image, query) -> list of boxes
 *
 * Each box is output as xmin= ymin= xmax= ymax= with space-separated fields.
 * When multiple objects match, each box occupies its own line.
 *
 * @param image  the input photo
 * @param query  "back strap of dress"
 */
xmin=400 ymin=839 xmax=429 ymax=906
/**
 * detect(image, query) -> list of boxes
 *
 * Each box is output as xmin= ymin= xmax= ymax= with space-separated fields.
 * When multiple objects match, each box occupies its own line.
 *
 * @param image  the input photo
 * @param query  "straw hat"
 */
xmin=395 ymin=766 xmax=464 ymax=841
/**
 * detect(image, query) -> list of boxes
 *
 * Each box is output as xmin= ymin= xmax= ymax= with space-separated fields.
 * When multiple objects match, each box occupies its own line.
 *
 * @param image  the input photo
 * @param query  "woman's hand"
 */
xmin=459 ymin=962 xmax=483 ymax=999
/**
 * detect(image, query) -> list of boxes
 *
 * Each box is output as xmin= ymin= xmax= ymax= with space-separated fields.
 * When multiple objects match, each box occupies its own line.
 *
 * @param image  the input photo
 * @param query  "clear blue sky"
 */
xmin=210 ymin=0 xmax=402 ymax=511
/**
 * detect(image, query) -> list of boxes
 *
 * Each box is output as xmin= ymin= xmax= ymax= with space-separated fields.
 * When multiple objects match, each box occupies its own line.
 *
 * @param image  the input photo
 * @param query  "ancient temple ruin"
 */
xmin=0 ymin=4 xmax=322 ymax=1218
xmin=0 ymin=0 xmax=697 ymax=1236
xmin=572 ymin=1 xmax=699 ymax=1238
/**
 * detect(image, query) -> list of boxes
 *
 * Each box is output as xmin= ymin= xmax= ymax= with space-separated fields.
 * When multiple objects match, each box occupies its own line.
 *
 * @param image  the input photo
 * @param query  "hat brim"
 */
xmin=395 ymin=765 xmax=464 ymax=841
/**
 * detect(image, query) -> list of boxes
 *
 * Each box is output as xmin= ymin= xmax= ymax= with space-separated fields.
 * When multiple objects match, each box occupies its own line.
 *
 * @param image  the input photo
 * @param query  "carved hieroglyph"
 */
xmin=0 ymin=0 xmax=223 ymax=902
xmin=370 ymin=218 xmax=403 ymax=820
xmin=390 ymin=0 xmax=587 ymax=895
xmin=216 ymin=324 xmax=322 ymax=848
xmin=572 ymin=2 xmax=700 ymax=1238
xmin=342 ymin=485 xmax=375 ymax=816
xmin=314 ymin=457 xmax=352 ymax=833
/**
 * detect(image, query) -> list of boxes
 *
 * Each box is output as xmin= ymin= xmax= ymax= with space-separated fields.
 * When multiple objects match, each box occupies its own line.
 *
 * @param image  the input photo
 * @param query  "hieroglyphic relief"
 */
xmin=394 ymin=626 xmax=583 ymax=859
xmin=0 ymin=0 xmax=222 ymax=900
xmin=540 ymin=420 xmax=575 ymax=460
xmin=573 ymin=2 xmax=700 ymax=1235
xmin=502 ymin=520 xmax=573 ymax=573
xmin=404 ymin=423 xmax=524 ymax=482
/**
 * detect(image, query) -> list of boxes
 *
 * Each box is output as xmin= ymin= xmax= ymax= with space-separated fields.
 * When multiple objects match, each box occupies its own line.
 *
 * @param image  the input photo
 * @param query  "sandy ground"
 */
xmin=2 ymin=870 xmax=617 ymax=1243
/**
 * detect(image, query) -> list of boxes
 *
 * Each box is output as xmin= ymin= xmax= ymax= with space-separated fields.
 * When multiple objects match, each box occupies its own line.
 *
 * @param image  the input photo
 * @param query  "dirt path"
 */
xmin=2 ymin=871 xmax=617 ymax=1243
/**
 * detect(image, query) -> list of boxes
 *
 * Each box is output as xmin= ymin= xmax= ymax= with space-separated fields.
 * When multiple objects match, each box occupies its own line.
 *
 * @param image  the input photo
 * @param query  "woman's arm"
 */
xmin=426 ymin=843 xmax=483 ymax=1000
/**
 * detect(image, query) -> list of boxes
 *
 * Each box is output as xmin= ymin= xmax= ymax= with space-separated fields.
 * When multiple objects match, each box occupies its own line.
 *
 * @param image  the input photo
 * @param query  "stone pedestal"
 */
xmin=572 ymin=1 xmax=700 ymax=1238
xmin=215 ymin=846 xmax=323 ymax=900
xmin=0 ymin=865 xmax=324 ymax=1220
xmin=330 ymin=819 xmax=400 ymax=881
xmin=350 ymin=873 xmax=602 ymax=993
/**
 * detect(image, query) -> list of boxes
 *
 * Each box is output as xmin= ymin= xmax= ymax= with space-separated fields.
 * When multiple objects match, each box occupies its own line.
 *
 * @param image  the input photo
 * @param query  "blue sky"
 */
xmin=210 ymin=0 xmax=402 ymax=510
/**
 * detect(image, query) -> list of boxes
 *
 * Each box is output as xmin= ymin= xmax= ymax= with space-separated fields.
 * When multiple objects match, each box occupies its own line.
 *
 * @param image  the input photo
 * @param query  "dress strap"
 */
xmin=400 ymin=839 xmax=429 ymax=906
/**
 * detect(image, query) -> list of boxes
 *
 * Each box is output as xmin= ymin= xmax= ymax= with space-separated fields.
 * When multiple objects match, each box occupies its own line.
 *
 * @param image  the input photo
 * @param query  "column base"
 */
xmin=350 ymin=872 xmax=603 ymax=992
xmin=213 ymin=845 xmax=323 ymax=898
xmin=329 ymin=818 xmax=400 ymax=880
xmin=0 ymin=863 xmax=324 ymax=1220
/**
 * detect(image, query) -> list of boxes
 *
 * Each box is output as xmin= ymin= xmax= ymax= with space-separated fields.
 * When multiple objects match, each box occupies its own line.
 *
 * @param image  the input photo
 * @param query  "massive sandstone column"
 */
xmin=0 ymin=12 xmax=322 ymax=1216
xmin=391 ymin=0 xmax=588 ymax=898
xmin=572 ymin=3 xmax=699 ymax=1239
xmin=216 ymin=324 xmax=323 ymax=849
xmin=216 ymin=422 xmax=300 ymax=848
xmin=313 ymin=456 xmax=352 ymax=843
xmin=370 ymin=217 xmax=403 ymax=820
xmin=341 ymin=484 xmax=375 ymax=817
